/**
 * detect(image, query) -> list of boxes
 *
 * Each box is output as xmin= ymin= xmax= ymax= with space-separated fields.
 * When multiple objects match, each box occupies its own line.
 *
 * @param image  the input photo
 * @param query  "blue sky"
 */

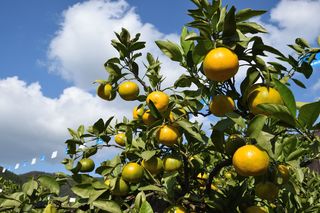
xmin=0 ymin=0 xmax=319 ymax=175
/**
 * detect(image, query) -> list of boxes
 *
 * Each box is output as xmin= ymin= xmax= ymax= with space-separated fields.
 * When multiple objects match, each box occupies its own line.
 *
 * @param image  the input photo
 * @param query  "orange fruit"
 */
xmin=225 ymin=134 xmax=246 ymax=155
xmin=232 ymin=145 xmax=269 ymax=176
xmin=163 ymin=156 xmax=182 ymax=172
xmin=142 ymin=110 xmax=158 ymax=126
xmin=156 ymin=125 xmax=180 ymax=147
xmin=146 ymin=91 xmax=169 ymax=112
xmin=121 ymin=162 xmax=144 ymax=183
xmin=203 ymin=47 xmax=239 ymax=82
xmin=97 ymin=83 xmax=115 ymax=101
xmin=141 ymin=156 xmax=163 ymax=175
xmin=115 ymin=133 xmax=126 ymax=146
xmin=164 ymin=206 xmax=186 ymax=213
xmin=133 ymin=106 xmax=144 ymax=120
xmin=111 ymin=178 xmax=129 ymax=196
xmin=209 ymin=95 xmax=235 ymax=117
xmin=255 ymin=181 xmax=279 ymax=201
xmin=247 ymin=85 xmax=283 ymax=115
xmin=244 ymin=206 xmax=267 ymax=213
xmin=118 ymin=81 xmax=139 ymax=101
xmin=79 ymin=158 xmax=95 ymax=173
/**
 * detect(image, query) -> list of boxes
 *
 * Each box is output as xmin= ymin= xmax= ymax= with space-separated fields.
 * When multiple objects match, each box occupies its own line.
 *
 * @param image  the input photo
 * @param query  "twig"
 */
xmin=205 ymin=159 xmax=232 ymax=192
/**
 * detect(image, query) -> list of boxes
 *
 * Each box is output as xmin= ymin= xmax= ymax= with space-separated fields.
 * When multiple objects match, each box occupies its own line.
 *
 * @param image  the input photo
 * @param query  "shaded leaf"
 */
xmin=155 ymin=40 xmax=183 ymax=62
xmin=298 ymin=101 xmax=320 ymax=128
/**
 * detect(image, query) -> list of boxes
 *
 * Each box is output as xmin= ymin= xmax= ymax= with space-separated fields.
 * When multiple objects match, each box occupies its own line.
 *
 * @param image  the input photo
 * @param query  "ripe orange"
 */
xmin=156 ymin=125 xmax=180 ymax=147
xmin=225 ymin=134 xmax=246 ymax=155
xmin=203 ymin=47 xmax=239 ymax=82
xmin=232 ymin=145 xmax=269 ymax=176
xmin=163 ymin=155 xmax=182 ymax=172
xmin=141 ymin=156 xmax=163 ymax=175
xmin=115 ymin=133 xmax=126 ymax=146
xmin=133 ymin=106 xmax=144 ymax=120
xmin=146 ymin=91 xmax=169 ymax=113
xmin=255 ymin=181 xmax=279 ymax=201
xmin=111 ymin=178 xmax=129 ymax=196
xmin=97 ymin=83 xmax=115 ymax=101
xmin=121 ymin=162 xmax=144 ymax=183
xmin=79 ymin=158 xmax=95 ymax=173
xmin=118 ymin=81 xmax=139 ymax=101
xmin=244 ymin=206 xmax=267 ymax=213
xmin=209 ymin=95 xmax=235 ymax=117
xmin=142 ymin=110 xmax=157 ymax=126
xmin=247 ymin=85 xmax=283 ymax=115
xmin=164 ymin=206 xmax=186 ymax=213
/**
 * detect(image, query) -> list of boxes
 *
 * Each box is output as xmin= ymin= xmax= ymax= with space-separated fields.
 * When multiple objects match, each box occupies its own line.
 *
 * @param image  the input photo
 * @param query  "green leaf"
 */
xmin=135 ymin=191 xmax=146 ymax=211
xmin=273 ymin=78 xmax=296 ymax=117
xmin=298 ymin=101 xmax=320 ymax=128
xmin=92 ymin=200 xmax=122 ymax=213
xmin=237 ymin=22 xmax=267 ymax=34
xmin=180 ymin=27 xmax=194 ymax=54
xmin=174 ymin=74 xmax=192 ymax=88
xmin=138 ymin=185 xmax=164 ymax=192
xmin=299 ymin=62 xmax=313 ymax=79
xmin=22 ymin=179 xmax=38 ymax=196
xmin=247 ymin=115 xmax=267 ymax=139
xmin=287 ymin=149 xmax=308 ymax=161
xmin=71 ymin=184 xmax=93 ymax=198
xmin=139 ymin=201 xmax=154 ymax=213
xmin=88 ymin=189 xmax=108 ymax=203
xmin=295 ymin=38 xmax=310 ymax=48
xmin=93 ymin=118 xmax=105 ymax=135
xmin=176 ymin=120 xmax=206 ymax=143
xmin=257 ymin=104 xmax=296 ymax=126
xmin=236 ymin=9 xmax=266 ymax=22
xmin=38 ymin=175 xmax=60 ymax=195
xmin=223 ymin=6 xmax=236 ymax=37
xmin=255 ymin=131 xmax=274 ymax=158
xmin=226 ymin=112 xmax=246 ymax=128
xmin=318 ymin=36 xmax=320 ymax=46
xmin=141 ymin=150 xmax=156 ymax=161
xmin=291 ymin=78 xmax=306 ymax=88
xmin=155 ymin=40 xmax=183 ymax=62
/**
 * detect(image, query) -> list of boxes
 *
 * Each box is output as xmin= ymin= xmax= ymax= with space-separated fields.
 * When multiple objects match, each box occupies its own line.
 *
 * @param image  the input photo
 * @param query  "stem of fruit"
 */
xmin=205 ymin=159 xmax=232 ymax=192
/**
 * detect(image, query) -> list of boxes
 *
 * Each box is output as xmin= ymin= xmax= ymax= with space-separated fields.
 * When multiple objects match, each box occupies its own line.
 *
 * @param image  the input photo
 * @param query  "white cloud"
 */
xmin=47 ymin=0 xmax=183 ymax=90
xmin=0 ymin=76 xmax=132 ymax=165
xmin=259 ymin=0 xmax=320 ymax=52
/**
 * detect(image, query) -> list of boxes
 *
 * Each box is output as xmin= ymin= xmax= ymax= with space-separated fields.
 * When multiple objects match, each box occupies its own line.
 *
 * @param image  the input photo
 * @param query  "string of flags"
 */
xmin=1 ymin=150 xmax=58 ymax=174
xmin=1 ymin=138 xmax=104 ymax=174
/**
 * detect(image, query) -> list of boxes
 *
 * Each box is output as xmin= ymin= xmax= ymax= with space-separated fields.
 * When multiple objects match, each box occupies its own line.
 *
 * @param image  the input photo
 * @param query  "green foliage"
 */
xmin=2 ymin=0 xmax=320 ymax=212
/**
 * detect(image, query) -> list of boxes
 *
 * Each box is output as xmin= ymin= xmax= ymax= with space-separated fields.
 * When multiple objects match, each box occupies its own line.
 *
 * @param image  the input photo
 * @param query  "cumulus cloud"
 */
xmin=258 ymin=0 xmax=320 ymax=52
xmin=48 ymin=0 xmax=182 ymax=90
xmin=0 ymin=76 xmax=132 ymax=165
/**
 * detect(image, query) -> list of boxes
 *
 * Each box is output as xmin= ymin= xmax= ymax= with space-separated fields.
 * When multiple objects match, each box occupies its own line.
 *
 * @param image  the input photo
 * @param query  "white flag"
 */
xmin=14 ymin=163 xmax=20 ymax=170
xmin=31 ymin=158 xmax=37 ymax=165
xmin=51 ymin=151 xmax=58 ymax=159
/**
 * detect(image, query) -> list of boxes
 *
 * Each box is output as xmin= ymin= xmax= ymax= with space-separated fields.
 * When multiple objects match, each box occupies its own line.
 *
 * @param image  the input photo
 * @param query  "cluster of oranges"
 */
xmin=91 ymin=47 xmax=288 ymax=212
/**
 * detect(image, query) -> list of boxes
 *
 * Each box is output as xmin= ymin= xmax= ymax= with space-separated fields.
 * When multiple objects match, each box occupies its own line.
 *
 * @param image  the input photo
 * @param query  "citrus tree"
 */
xmin=1 ymin=0 xmax=320 ymax=212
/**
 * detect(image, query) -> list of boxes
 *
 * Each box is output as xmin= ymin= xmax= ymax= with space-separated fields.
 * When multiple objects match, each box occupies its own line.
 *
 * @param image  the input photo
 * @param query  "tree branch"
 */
xmin=205 ymin=159 xmax=232 ymax=192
